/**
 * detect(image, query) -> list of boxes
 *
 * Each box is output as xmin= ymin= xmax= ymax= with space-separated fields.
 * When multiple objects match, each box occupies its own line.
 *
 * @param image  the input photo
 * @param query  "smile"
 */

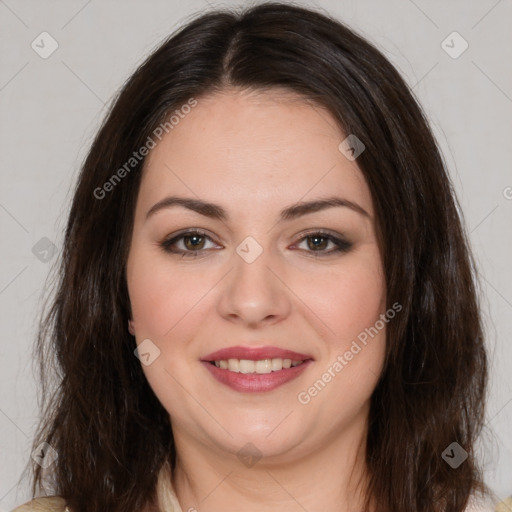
xmin=210 ymin=358 xmax=304 ymax=373
xmin=202 ymin=358 xmax=313 ymax=392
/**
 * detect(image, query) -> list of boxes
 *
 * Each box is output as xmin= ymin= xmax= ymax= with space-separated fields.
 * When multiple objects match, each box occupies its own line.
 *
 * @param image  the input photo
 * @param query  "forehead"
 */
xmin=138 ymin=87 xmax=373 ymax=219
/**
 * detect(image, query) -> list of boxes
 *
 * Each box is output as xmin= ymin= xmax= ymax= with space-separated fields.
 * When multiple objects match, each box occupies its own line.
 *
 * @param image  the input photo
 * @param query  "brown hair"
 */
xmin=26 ymin=2 xmax=488 ymax=511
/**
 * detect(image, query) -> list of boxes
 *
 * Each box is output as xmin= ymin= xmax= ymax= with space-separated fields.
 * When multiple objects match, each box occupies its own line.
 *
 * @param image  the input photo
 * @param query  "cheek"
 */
xmin=127 ymin=247 xmax=202 ymax=338
xmin=300 ymin=266 xmax=387 ymax=417
xmin=128 ymin=270 xmax=169 ymax=335
xmin=302 ymin=250 xmax=386 ymax=344
xmin=126 ymin=248 xmax=204 ymax=409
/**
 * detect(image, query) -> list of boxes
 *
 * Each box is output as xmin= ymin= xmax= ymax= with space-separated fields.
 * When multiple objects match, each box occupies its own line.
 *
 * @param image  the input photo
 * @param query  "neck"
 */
xmin=170 ymin=413 xmax=373 ymax=512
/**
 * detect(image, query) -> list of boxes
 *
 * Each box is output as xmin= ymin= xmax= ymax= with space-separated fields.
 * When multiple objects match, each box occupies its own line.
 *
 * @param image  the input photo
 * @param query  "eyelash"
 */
xmin=159 ymin=229 xmax=352 ymax=258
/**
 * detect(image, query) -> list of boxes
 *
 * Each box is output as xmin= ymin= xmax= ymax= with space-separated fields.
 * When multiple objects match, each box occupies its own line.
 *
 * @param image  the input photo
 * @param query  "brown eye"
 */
xmin=182 ymin=234 xmax=206 ymax=251
xmin=160 ymin=229 xmax=352 ymax=258
xmin=295 ymin=231 xmax=352 ymax=256
xmin=306 ymin=234 xmax=330 ymax=251
xmin=160 ymin=229 xmax=217 ymax=257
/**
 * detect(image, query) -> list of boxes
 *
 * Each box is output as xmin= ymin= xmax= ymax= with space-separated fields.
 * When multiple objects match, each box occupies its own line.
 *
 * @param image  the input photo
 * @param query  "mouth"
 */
xmin=201 ymin=345 xmax=314 ymax=373
xmin=200 ymin=345 xmax=314 ymax=392
xmin=207 ymin=357 xmax=309 ymax=373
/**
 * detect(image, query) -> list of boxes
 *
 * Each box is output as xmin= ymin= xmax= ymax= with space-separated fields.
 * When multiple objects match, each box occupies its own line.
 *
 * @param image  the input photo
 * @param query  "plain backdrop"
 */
xmin=1 ymin=0 xmax=511 ymax=510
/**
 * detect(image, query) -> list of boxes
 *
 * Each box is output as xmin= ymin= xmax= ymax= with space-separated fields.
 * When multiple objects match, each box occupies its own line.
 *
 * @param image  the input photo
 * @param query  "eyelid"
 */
xmin=159 ymin=228 xmax=219 ymax=250
xmin=291 ymin=228 xmax=352 ymax=255
xmin=159 ymin=228 xmax=352 ymax=257
xmin=294 ymin=227 xmax=346 ymax=242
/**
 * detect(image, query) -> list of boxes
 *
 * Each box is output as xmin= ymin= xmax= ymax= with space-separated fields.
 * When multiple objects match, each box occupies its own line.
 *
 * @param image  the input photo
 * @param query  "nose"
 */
xmin=216 ymin=241 xmax=292 ymax=328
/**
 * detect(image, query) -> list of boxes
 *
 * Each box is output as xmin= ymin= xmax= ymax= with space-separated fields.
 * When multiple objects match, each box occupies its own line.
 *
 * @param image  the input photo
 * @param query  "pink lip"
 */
xmin=201 ymin=345 xmax=313 ymax=362
xmin=201 ymin=359 xmax=313 ymax=392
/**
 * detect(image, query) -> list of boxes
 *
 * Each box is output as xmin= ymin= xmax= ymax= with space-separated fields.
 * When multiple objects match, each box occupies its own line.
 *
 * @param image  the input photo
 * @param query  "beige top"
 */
xmin=11 ymin=463 xmax=510 ymax=512
xmin=11 ymin=461 xmax=182 ymax=512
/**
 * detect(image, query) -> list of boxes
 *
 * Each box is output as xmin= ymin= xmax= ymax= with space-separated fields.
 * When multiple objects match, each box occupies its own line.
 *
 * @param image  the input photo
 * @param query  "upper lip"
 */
xmin=201 ymin=345 xmax=314 ymax=362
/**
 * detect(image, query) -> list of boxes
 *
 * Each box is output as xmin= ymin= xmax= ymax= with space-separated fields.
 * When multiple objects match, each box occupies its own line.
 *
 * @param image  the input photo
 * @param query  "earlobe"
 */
xmin=128 ymin=320 xmax=135 ymax=336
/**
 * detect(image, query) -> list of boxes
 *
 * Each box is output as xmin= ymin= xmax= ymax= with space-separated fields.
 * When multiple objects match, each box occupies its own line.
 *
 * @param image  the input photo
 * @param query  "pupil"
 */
xmin=185 ymin=235 xmax=204 ymax=250
xmin=309 ymin=235 xmax=327 ymax=250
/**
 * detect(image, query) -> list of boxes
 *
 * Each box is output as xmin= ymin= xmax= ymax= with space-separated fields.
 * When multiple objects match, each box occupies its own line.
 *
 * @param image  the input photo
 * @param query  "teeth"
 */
xmin=212 ymin=358 xmax=304 ymax=373
xmin=271 ymin=358 xmax=282 ymax=371
xmin=239 ymin=359 xmax=255 ymax=374
xmin=228 ymin=358 xmax=240 ymax=372
xmin=255 ymin=359 xmax=272 ymax=374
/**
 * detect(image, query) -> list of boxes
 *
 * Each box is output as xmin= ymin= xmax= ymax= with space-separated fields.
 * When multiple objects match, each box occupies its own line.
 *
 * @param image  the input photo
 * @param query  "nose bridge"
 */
xmin=217 ymin=234 xmax=290 ymax=326
xmin=232 ymin=234 xmax=277 ymax=300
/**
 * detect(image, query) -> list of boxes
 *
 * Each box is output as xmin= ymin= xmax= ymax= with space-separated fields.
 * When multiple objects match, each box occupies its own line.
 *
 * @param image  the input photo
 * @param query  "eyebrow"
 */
xmin=145 ymin=195 xmax=370 ymax=222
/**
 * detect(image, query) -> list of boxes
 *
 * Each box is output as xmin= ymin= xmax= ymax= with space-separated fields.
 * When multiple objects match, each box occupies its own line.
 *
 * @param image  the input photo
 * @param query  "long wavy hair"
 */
xmin=25 ymin=2 xmax=488 ymax=511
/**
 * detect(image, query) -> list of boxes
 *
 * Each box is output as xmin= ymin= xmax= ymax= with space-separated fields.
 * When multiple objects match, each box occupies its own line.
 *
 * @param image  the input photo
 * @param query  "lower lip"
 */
xmin=201 ymin=360 xmax=313 ymax=392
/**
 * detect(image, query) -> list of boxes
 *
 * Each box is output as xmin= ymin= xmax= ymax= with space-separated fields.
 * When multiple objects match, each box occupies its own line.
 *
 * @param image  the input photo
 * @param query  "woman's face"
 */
xmin=126 ymin=88 xmax=387 ymax=462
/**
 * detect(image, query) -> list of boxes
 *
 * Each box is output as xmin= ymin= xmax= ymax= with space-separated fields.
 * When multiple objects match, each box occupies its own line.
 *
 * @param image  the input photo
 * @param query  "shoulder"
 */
xmin=496 ymin=497 xmax=512 ymax=512
xmin=465 ymin=493 xmax=512 ymax=512
xmin=10 ymin=496 xmax=70 ymax=512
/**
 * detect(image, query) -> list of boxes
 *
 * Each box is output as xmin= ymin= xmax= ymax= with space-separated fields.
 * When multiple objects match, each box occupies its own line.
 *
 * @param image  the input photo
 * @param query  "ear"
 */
xmin=128 ymin=319 xmax=136 ymax=336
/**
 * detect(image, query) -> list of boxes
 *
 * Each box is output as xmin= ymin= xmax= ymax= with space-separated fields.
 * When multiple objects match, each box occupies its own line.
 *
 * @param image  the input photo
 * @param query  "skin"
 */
xmin=126 ymin=87 xmax=387 ymax=512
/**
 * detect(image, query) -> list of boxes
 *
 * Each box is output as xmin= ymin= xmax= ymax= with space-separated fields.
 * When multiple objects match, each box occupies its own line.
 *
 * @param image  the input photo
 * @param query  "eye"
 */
xmin=159 ymin=229 xmax=352 ymax=258
xmin=293 ymin=230 xmax=352 ymax=256
xmin=159 ymin=229 xmax=218 ymax=258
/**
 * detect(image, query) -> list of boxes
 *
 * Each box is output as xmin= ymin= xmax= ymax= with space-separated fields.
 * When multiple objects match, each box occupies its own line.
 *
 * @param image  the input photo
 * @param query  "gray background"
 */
xmin=1 ymin=0 xmax=511 ymax=509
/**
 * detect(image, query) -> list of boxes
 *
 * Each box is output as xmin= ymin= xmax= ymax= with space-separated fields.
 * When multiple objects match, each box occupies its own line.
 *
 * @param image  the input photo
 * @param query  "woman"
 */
xmin=12 ymin=2 xmax=503 ymax=511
